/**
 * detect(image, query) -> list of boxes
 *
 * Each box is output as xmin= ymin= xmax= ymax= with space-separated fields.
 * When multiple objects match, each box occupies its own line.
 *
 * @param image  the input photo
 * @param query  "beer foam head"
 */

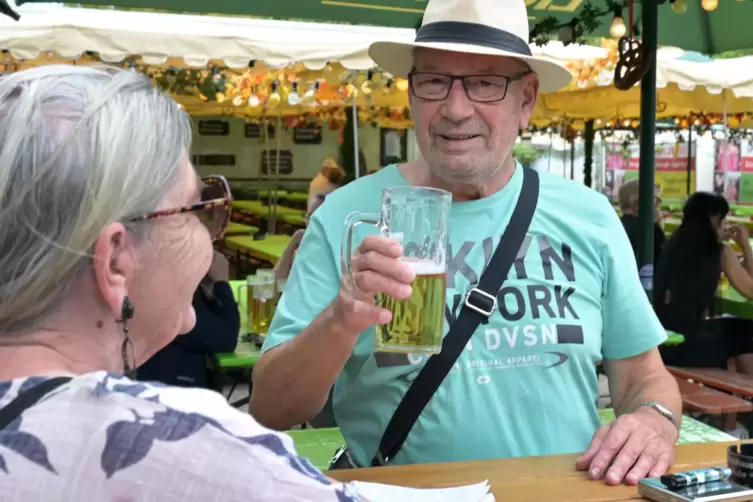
xmin=403 ymin=258 xmax=445 ymax=275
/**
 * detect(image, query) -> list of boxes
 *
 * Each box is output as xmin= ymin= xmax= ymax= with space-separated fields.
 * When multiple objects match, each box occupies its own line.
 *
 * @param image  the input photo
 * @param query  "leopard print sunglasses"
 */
xmin=127 ymin=175 xmax=232 ymax=240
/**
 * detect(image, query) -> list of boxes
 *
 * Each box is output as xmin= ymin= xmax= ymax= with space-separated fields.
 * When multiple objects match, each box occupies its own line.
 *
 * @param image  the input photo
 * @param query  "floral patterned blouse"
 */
xmin=0 ymin=371 xmax=362 ymax=501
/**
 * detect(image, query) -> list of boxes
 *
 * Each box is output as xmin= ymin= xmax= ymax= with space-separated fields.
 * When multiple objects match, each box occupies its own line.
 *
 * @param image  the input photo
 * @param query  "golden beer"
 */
xmin=249 ymin=296 xmax=275 ymax=336
xmin=245 ymin=274 xmax=275 ymax=336
xmin=375 ymin=260 xmax=446 ymax=354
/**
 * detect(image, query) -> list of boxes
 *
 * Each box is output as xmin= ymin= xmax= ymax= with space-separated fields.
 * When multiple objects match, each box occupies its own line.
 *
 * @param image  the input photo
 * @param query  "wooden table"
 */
xmin=290 ymin=411 xmax=733 ymax=472
xmin=330 ymin=442 xmax=737 ymax=501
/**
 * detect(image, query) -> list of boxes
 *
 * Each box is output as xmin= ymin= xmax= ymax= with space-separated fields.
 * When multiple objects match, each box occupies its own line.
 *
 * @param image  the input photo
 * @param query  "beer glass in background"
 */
xmin=240 ymin=274 xmax=275 ymax=336
xmin=342 ymin=186 xmax=451 ymax=354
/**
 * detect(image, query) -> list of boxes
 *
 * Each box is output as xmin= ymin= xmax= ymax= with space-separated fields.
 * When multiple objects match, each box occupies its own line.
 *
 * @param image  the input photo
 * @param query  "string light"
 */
xmin=248 ymin=86 xmax=260 ymax=107
xmin=287 ymin=82 xmax=300 ymax=105
xmin=267 ymin=81 xmax=280 ymax=107
xmin=701 ymin=0 xmax=718 ymax=11
xmin=670 ymin=0 xmax=688 ymax=14
xmin=609 ymin=6 xmax=626 ymax=38
xmin=361 ymin=71 xmax=374 ymax=95
xmin=303 ymin=81 xmax=319 ymax=105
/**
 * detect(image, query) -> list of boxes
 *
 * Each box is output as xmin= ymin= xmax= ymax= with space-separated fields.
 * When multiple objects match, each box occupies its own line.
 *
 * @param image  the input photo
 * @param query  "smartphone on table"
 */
xmin=639 ymin=476 xmax=753 ymax=502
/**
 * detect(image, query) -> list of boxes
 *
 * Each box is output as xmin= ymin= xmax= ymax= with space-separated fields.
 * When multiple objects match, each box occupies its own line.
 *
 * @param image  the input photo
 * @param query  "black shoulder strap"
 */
xmin=0 ymin=376 xmax=72 ymax=429
xmin=372 ymin=167 xmax=540 ymax=467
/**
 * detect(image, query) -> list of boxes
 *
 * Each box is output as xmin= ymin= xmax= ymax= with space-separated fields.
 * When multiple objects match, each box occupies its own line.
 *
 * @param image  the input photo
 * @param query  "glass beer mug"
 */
xmin=240 ymin=274 xmax=276 ymax=336
xmin=342 ymin=186 xmax=451 ymax=354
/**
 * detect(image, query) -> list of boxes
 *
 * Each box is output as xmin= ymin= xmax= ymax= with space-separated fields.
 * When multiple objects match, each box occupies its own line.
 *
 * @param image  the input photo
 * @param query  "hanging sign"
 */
xmin=715 ymin=138 xmax=753 ymax=204
xmin=604 ymin=141 xmax=695 ymax=201
xmin=198 ymin=119 xmax=230 ymax=136
xmin=292 ymin=125 xmax=323 ymax=145
xmin=261 ymin=150 xmax=293 ymax=175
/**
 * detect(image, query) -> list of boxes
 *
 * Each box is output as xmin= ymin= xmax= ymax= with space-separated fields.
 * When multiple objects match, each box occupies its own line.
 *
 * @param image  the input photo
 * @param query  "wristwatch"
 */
xmin=641 ymin=401 xmax=678 ymax=428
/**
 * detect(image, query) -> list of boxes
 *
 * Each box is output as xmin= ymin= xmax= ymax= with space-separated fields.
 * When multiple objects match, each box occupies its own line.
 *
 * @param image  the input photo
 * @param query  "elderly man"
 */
xmin=618 ymin=178 xmax=667 ymax=265
xmin=252 ymin=0 xmax=681 ymax=486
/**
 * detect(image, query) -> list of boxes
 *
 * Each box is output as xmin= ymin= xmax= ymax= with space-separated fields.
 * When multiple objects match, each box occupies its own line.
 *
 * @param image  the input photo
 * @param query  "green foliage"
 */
xmin=513 ymin=143 xmax=540 ymax=166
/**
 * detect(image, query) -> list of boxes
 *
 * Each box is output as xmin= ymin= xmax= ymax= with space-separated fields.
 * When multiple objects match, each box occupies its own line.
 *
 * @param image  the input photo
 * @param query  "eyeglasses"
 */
xmin=127 ymin=175 xmax=233 ymax=240
xmin=408 ymin=70 xmax=532 ymax=103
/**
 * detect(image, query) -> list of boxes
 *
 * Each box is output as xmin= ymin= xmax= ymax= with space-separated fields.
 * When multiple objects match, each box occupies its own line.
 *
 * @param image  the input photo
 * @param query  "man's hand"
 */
xmin=575 ymin=406 xmax=678 ymax=486
xmin=333 ymin=235 xmax=416 ymax=336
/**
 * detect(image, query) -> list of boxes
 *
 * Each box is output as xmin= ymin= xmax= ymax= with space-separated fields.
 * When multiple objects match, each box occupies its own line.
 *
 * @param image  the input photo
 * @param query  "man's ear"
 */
xmin=518 ymin=74 xmax=540 ymax=130
xmin=91 ymin=222 xmax=136 ymax=319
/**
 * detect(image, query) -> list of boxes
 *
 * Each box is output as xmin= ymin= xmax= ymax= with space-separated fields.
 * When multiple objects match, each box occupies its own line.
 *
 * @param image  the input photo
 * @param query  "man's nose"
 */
xmin=440 ymin=80 xmax=475 ymax=123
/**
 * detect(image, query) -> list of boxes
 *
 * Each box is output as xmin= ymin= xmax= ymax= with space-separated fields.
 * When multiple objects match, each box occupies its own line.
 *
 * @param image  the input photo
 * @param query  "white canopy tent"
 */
xmin=0 ymin=3 xmax=660 ymax=74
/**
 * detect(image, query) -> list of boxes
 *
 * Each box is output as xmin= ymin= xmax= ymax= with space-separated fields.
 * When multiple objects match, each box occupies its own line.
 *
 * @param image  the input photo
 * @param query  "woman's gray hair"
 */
xmin=0 ymin=65 xmax=192 ymax=334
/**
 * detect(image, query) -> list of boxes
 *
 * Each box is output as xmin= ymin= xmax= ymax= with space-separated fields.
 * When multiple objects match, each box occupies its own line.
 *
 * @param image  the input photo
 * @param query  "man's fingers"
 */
xmin=586 ymin=421 xmax=630 ymax=480
xmin=335 ymin=289 xmax=392 ymax=326
xmin=353 ymin=270 xmax=413 ymax=299
xmin=360 ymin=235 xmax=404 ymax=258
xmin=623 ymin=444 xmax=662 ymax=486
xmin=647 ymin=452 xmax=673 ymax=479
xmin=575 ymin=425 xmax=610 ymax=471
xmin=605 ymin=433 xmax=652 ymax=485
xmin=351 ymin=250 xmax=416 ymax=284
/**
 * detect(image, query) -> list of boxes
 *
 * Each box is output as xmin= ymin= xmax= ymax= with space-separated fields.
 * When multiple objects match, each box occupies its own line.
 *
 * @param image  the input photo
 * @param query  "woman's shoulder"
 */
xmin=0 ymin=372 xmax=360 ymax=501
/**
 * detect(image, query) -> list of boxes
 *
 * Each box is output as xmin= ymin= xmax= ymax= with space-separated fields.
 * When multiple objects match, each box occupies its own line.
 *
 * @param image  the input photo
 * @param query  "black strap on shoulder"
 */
xmin=0 ymin=376 xmax=72 ymax=429
xmin=371 ymin=167 xmax=540 ymax=467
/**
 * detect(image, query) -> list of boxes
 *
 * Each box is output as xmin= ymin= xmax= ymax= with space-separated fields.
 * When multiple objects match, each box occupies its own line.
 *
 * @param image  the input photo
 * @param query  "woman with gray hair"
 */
xmin=0 ymin=65 xmax=361 ymax=501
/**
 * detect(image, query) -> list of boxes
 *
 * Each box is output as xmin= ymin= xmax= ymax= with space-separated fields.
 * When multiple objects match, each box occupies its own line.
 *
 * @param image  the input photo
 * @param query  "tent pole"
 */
xmin=351 ymin=101 xmax=360 ymax=179
xmin=637 ymin=0 xmax=659 ymax=296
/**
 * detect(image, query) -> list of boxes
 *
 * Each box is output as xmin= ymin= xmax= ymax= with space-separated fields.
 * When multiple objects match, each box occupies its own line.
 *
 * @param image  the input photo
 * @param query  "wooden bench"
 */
xmin=673 ymin=376 xmax=753 ymax=415
xmin=667 ymin=367 xmax=753 ymax=399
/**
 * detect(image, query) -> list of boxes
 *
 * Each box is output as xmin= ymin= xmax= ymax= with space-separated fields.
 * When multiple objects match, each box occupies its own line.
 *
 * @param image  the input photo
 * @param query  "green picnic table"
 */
xmin=232 ymin=200 xmax=306 ymax=218
xmin=215 ymin=280 xmax=263 ymax=369
xmin=281 ymin=214 xmax=307 ymax=227
xmin=224 ymin=234 xmax=292 ymax=264
xmin=282 ymin=192 xmax=308 ymax=203
xmin=225 ymin=222 xmax=258 ymax=236
xmin=664 ymin=331 xmax=684 ymax=346
xmin=721 ymin=286 xmax=753 ymax=319
xmin=288 ymin=410 xmax=735 ymax=471
xmin=663 ymin=217 xmax=681 ymax=234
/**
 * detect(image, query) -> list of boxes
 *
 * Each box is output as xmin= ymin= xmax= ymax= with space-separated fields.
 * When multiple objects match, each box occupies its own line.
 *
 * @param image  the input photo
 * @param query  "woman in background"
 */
xmin=655 ymin=192 xmax=753 ymax=374
xmin=307 ymin=158 xmax=344 ymax=215
xmin=138 ymin=250 xmax=240 ymax=389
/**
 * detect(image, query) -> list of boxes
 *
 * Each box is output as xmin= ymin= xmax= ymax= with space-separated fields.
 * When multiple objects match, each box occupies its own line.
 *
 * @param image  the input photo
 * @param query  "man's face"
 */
xmin=410 ymin=48 xmax=539 ymax=185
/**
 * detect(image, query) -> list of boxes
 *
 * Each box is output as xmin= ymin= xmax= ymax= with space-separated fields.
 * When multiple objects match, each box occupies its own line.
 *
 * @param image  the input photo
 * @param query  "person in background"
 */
xmin=307 ymin=158 xmax=345 ymax=215
xmin=138 ymin=250 xmax=240 ymax=389
xmin=618 ymin=178 xmax=667 ymax=266
xmin=0 ymin=65 xmax=361 ymax=501
xmin=655 ymin=192 xmax=753 ymax=375
xmin=274 ymin=192 xmax=329 ymax=283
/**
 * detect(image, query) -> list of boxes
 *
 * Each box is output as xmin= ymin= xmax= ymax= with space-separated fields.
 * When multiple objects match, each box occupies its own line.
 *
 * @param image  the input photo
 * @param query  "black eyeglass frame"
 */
xmin=407 ymin=70 xmax=533 ymax=103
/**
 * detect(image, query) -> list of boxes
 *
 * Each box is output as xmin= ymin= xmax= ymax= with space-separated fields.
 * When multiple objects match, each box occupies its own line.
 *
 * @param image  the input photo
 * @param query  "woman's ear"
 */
xmin=91 ymin=222 xmax=136 ymax=318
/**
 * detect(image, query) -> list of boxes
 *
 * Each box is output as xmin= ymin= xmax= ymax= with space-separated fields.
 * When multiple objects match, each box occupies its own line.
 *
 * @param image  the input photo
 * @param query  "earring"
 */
xmin=118 ymin=296 xmax=136 ymax=378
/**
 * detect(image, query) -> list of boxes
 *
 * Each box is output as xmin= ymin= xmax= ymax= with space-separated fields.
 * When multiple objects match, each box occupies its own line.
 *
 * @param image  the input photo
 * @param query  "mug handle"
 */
xmin=341 ymin=211 xmax=381 ymax=274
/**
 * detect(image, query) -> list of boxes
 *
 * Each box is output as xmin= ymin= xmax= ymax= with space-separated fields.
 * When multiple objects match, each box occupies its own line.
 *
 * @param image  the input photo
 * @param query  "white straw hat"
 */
xmin=368 ymin=0 xmax=573 ymax=93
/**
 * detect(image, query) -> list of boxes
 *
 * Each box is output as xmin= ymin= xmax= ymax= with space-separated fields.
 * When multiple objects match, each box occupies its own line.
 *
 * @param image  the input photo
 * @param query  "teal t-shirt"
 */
xmin=262 ymin=163 xmax=666 ymax=466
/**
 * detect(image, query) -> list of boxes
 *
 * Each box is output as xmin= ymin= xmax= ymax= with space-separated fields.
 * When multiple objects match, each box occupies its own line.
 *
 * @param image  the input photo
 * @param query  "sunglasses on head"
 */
xmin=127 ymin=175 xmax=233 ymax=240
